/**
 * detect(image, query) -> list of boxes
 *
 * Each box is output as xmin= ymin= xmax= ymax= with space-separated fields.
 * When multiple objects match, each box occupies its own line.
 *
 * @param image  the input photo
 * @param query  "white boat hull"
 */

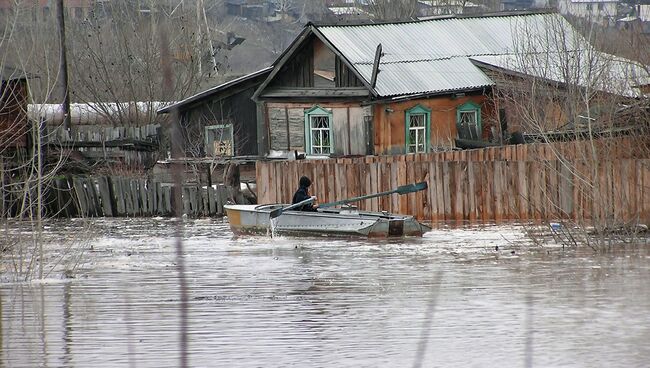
xmin=224 ymin=204 xmax=430 ymax=237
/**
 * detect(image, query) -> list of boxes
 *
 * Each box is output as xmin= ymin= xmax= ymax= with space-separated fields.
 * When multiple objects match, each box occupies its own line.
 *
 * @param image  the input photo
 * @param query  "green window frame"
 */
xmin=405 ymin=105 xmax=431 ymax=153
xmin=304 ymin=105 xmax=333 ymax=155
xmin=456 ymin=101 xmax=482 ymax=140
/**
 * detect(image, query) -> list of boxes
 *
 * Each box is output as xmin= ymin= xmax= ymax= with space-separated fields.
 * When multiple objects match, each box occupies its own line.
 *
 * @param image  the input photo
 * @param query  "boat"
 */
xmin=224 ymin=204 xmax=431 ymax=237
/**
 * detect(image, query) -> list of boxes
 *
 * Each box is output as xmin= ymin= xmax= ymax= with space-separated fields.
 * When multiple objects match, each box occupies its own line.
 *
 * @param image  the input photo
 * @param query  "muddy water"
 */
xmin=1 ymin=218 xmax=650 ymax=367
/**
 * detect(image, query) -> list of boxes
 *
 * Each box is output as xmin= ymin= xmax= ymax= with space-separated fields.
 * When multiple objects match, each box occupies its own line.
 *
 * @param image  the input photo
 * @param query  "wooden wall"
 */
xmin=0 ymin=79 xmax=28 ymax=149
xmin=373 ymin=93 xmax=495 ymax=155
xmin=184 ymin=85 xmax=259 ymax=156
xmin=47 ymin=123 xmax=160 ymax=169
xmin=256 ymin=139 xmax=650 ymax=224
xmin=266 ymin=102 xmax=372 ymax=156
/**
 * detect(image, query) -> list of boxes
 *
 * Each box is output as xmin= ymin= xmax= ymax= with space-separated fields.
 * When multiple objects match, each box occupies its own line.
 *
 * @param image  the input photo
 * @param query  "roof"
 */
xmin=315 ymin=13 xmax=583 ymax=97
xmin=471 ymin=51 xmax=650 ymax=98
xmin=157 ymin=67 xmax=272 ymax=114
xmin=354 ymin=57 xmax=494 ymax=96
xmin=328 ymin=6 xmax=369 ymax=16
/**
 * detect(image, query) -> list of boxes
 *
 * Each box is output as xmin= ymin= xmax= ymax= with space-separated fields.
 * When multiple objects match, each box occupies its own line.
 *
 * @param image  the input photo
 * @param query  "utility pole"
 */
xmin=56 ymin=0 xmax=72 ymax=132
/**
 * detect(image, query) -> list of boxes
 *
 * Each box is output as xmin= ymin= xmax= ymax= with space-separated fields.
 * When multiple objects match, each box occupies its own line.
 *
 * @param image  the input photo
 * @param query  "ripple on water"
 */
xmin=1 ymin=218 xmax=649 ymax=368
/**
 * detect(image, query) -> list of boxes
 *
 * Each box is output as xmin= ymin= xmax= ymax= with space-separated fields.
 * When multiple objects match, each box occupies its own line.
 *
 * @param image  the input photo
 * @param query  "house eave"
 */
xmin=258 ymin=87 xmax=370 ymax=100
xmin=362 ymin=86 xmax=492 ymax=105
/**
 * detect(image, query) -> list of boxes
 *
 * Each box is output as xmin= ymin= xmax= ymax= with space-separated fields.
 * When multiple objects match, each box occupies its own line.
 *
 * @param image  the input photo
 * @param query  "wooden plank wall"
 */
xmin=46 ymin=124 xmax=160 ymax=167
xmin=256 ymin=139 xmax=650 ymax=224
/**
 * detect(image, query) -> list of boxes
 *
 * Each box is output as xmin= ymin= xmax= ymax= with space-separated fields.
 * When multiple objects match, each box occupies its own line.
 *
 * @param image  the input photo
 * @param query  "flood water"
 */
xmin=2 ymin=218 xmax=650 ymax=367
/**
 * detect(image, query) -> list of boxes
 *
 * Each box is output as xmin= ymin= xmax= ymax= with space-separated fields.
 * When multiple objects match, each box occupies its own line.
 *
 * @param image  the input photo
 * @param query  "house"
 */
xmin=418 ymin=0 xmax=483 ymax=16
xmin=500 ymin=0 xmax=536 ymax=11
xmin=471 ymin=50 xmax=650 ymax=137
xmin=0 ymin=0 xmax=95 ymax=20
xmin=557 ymin=0 xmax=619 ymax=25
xmin=252 ymin=12 xmax=649 ymax=157
xmin=157 ymin=67 xmax=272 ymax=158
xmin=0 ymin=66 xmax=29 ymax=151
xmin=225 ymin=0 xmax=275 ymax=19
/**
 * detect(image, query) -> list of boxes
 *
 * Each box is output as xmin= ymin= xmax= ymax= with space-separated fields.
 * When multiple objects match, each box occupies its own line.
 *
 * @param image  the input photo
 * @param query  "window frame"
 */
xmin=405 ymin=104 xmax=431 ymax=154
xmin=304 ymin=105 xmax=334 ymax=156
xmin=456 ymin=101 xmax=482 ymax=141
xmin=204 ymin=124 xmax=234 ymax=157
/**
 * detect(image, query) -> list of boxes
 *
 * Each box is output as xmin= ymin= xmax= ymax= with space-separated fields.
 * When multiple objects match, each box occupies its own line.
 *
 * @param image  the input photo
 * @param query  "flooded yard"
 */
xmin=2 ymin=218 xmax=650 ymax=367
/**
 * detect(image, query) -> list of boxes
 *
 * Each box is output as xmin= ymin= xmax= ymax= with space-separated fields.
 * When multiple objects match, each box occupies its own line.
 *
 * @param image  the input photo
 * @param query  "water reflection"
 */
xmin=1 ymin=218 xmax=649 ymax=367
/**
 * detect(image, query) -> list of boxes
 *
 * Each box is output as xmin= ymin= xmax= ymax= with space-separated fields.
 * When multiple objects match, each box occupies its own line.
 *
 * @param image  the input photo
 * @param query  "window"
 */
xmin=586 ymin=3 xmax=593 ymax=11
xmin=597 ymin=3 xmax=603 ymax=10
xmin=405 ymin=105 xmax=431 ymax=153
xmin=304 ymin=106 xmax=333 ymax=155
xmin=456 ymin=101 xmax=482 ymax=140
xmin=205 ymin=124 xmax=234 ymax=156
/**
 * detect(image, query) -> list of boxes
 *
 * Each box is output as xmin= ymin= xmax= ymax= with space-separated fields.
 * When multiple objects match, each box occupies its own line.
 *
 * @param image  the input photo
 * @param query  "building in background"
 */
xmin=557 ymin=0 xmax=619 ymax=25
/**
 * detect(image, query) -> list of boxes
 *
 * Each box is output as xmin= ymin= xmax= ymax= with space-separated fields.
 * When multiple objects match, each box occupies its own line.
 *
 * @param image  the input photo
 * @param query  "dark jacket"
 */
xmin=292 ymin=186 xmax=316 ymax=211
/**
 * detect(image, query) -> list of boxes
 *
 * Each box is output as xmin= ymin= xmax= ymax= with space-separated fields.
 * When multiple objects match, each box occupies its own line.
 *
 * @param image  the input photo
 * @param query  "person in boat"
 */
xmin=292 ymin=176 xmax=318 ymax=211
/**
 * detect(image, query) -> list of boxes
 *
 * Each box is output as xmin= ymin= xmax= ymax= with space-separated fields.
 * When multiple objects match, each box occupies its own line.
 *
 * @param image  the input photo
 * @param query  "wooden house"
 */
xmin=156 ymin=69 xmax=272 ymax=192
xmin=253 ymin=13 xmax=515 ymax=156
xmin=253 ymin=12 xmax=650 ymax=157
xmin=158 ymin=67 xmax=271 ymax=159
xmin=0 ymin=66 xmax=29 ymax=151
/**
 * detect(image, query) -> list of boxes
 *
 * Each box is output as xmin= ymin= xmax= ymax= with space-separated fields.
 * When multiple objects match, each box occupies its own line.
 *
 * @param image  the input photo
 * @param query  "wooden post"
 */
xmin=207 ymin=186 xmax=216 ymax=215
xmin=124 ymin=179 xmax=134 ymax=216
xmin=147 ymin=180 xmax=156 ymax=216
xmin=113 ymin=177 xmax=126 ymax=216
xmin=56 ymin=0 xmax=72 ymax=132
xmin=72 ymin=177 xmax=88 ymax=217
xmin=97 ymin=177 xmax=114 ymax=217
xmin=87 ymin=178 xmax=100 ymax=217
xmin=182 ymin=186 xmax=191 ymax=217
xmin=0 ymin=157 xmax=4 ymax=218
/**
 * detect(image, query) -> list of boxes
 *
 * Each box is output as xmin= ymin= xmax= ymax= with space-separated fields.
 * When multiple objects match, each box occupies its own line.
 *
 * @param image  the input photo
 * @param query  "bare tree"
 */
xmin=359 ymin=0 xmax=419 ymax=20
xmin=484 ymin=15 xmax=650 ymax=249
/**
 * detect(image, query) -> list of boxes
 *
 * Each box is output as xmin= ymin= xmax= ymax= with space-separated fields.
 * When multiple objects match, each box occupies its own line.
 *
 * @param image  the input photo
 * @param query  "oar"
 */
xmin=319 ymin=182 xmax=428 ymax=208
xmin=269 ymin=196 xmax=316 ymax=219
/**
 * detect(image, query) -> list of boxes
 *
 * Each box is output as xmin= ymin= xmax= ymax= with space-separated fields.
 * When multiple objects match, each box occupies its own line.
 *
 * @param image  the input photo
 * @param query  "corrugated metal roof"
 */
xmin=319 ymin=13 xmax=578 ymax=64
xmin=471 ymin=51 xmax=650 ymax=97
xmin=356 ymin=57 xmax=494 ymax=96
xmin=316 ymin=13 xmax=583 ymax=97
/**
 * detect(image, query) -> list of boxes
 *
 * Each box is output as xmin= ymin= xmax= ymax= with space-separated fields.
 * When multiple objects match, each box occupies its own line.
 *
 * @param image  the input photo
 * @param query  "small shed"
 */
xmin=158 ymin=67 xmax=272 ymax=158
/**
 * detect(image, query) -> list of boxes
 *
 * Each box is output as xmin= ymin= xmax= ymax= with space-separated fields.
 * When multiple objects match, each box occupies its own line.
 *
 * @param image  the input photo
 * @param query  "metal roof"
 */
xmin=316 ymin=13 xmax=583 ymax=97
xmin=471 ymin=51 xmax=650 ymax=98
xmin=356 ymin=57 xmax=494 ymax=96
xmin=158 ymin=67 xmax=272 ymax=114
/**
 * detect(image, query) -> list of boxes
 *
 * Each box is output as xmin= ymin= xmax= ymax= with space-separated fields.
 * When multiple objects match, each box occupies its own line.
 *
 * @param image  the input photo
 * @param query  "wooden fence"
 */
xmin=46 ymin=124 xmax=160 ymax=168
xmin=256 ymin=141 xmax=650 ymax=224
xmin=2 ymin=176 xmax=231 ymax=218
